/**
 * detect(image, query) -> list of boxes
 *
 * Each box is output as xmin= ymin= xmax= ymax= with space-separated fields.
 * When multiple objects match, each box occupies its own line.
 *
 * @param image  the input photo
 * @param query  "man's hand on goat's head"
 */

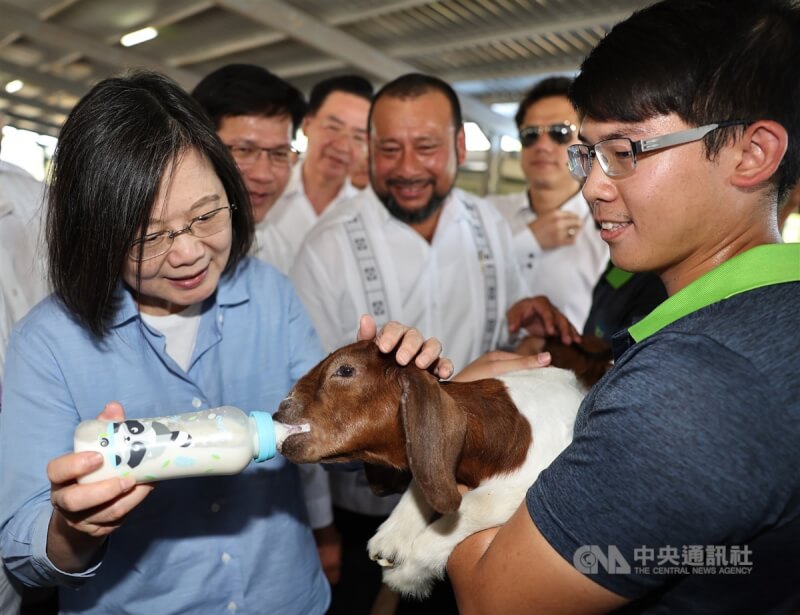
xmin=357 ymin=314 xmax=454 ymax=379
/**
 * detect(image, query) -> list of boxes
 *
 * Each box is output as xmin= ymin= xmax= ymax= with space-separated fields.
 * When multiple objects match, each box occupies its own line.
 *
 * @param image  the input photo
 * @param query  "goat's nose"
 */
xmin=277 ymin=398 xmax=293 ymax=413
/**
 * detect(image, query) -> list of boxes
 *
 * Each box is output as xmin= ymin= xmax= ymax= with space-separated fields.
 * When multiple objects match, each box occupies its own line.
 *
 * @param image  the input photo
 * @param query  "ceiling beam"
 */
xmin=218 ymin=0 xmax=515 ymax=135
xmin=1 ymin=108 xmax=62 ymax=133
xmin=0 ymin=90 xmax=70 ymax=117
xmin=0 ymin=58 xmax=86 ymax=98
xmin=168 ymin=0 xmax=431 ymax=68
xmin=167 ymin=31 xmax=286 ymax=67
xmin=0 ymin=2 xmax=199 ymax=90
xmin=103 ymin=0 xmax=215 ymax=47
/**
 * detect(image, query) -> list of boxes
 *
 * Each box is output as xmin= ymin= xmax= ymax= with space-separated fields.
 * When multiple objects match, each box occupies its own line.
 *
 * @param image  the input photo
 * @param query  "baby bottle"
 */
xmin=74 ymin=406 xmax=309 ymax=484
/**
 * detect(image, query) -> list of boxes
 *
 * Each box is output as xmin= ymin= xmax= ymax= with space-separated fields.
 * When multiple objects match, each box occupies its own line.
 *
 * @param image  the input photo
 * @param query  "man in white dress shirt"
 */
xmin=259 ymin=75 xmax=373 ymax=274
xmin=192 ymin=65 xmax=342 ymax=586
xmin=0 ymin=116 xmax=49 ymax=615
xmin=0 ymin=130 xmax=48 ymax=382
xmin=291 ymin=73 xmax=528 ymax=614
xmin=490 ymin=77 xmax=608 ymax=330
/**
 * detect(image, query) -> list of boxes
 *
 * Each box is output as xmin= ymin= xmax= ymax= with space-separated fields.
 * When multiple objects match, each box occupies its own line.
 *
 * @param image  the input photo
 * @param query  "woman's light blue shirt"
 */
xmin=0 ymin=257 xmax=330 ymax=614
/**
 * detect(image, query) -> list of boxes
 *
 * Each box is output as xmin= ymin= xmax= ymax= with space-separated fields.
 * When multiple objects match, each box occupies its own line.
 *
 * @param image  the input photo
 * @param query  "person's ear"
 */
xmin=456 ymin=125 xmax=467 ymax=166
xmin=730 ymin=120 xmax=788 ymax=189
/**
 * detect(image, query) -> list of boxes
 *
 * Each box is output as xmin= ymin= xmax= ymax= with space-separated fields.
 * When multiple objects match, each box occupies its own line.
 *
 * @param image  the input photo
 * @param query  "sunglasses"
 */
xmin=519 ymin=121 xmax=577 ymax=147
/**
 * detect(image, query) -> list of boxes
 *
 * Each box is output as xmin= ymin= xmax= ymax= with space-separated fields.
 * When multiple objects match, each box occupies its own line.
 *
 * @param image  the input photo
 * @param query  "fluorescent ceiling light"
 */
xmin=4 ymin=79 xmax=24 ymax=94
xmin=120 ymin=27 xmax=158 ymax=48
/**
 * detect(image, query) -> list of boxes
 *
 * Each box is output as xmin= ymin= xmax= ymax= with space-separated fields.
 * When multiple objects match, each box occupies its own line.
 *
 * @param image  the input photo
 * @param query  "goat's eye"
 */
xmin=334 ymin=365 xmax=355 ymax=378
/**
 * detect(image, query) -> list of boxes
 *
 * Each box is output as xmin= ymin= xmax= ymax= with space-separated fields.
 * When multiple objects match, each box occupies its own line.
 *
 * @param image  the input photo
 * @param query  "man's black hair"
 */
xmin=307 ymin=75 xmax=373 ymax=115
xmin=514 ymin=76 xmax=574 ymax=129
xmin=570 ymin=0 xmax=800 ymax=202
xmin=369 ymin=73 xmax=463 ymax=132
xmin=192 ymin=63 xmax=307 ymax=136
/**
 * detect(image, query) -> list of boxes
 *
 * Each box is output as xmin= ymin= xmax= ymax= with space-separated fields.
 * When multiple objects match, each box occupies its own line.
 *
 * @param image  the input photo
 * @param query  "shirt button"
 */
xmin=192 ymin=398 xmax=202 ymax=408
xmin=221 ymin=552 xmax=231 ymax=565
xmin=227 ymin=602 xmax=237 ymax=612
xmin=210 ymin=502 xmax=221 ymax=513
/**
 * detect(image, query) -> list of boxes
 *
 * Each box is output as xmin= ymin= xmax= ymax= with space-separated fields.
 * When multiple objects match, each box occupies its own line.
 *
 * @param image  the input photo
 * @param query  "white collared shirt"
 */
xmin=0 ymin=161 xmax=48 ymax=380
xmin=253 ymin=161 xmax=359 ymax=274
xmin=292 ymin=187 xmax=529 ymax=370
xmin=291 ymin=188 xmax=528 ymax=515
xmin=489 ymin=190 xmax=608 ymax=330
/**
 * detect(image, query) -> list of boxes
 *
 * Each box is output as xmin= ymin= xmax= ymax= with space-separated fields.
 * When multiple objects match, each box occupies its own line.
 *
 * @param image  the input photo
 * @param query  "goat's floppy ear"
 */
xmin=363 ymin=463 xmax=412 ymax=496
xmin=400 ymin=369 xmax=466 ymax=514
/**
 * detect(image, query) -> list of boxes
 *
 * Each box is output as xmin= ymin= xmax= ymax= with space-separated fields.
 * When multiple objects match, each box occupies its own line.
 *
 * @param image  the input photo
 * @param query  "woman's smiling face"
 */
xmin=122 ymin=148 xmax=232 ymax=315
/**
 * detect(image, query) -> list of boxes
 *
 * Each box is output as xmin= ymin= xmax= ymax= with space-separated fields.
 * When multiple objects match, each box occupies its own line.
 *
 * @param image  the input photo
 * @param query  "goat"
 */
xmin=275 ymin=339 xmax=586 ymax=598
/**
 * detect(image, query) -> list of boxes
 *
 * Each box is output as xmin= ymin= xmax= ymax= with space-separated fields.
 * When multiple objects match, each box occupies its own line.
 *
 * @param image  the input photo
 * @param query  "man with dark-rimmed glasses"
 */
xmin=448 ymin=0 xmax=800 ymax=612
xmin=489 ymin=76 xmax=608 ymax=331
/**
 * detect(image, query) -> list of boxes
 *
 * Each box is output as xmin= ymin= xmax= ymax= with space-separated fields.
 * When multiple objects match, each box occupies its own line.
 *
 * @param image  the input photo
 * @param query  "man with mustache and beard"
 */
xmin=289 ymin=73 xmax=532 ymax=614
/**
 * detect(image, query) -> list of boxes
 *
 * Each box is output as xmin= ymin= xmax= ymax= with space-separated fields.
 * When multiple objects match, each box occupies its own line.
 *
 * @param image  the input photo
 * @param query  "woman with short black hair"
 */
xmin=0 ymin=71 xmax=445 ymax=614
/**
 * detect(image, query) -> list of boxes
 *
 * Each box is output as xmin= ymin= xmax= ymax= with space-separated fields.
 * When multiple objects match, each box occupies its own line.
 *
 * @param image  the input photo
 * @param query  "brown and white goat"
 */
xmin=275 ymin=340 xmax=585 ymax=597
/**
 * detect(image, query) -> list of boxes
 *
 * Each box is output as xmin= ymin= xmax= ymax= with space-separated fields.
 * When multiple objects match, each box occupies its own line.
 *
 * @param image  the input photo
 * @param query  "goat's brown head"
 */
xmin=275 ymin=339 xmax=467 ymax=514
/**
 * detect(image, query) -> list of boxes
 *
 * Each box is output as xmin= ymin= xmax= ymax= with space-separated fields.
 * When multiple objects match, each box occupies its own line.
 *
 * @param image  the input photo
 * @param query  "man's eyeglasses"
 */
xmin=129 ymin=204 xmax=235 ymax=261
xmin=519 ymin=121 xmax=577 ymax=147
xmin=227 ymin=144 xmax=297 ymax=167
xmin=566 ymin=120 xmax=749 ymax=180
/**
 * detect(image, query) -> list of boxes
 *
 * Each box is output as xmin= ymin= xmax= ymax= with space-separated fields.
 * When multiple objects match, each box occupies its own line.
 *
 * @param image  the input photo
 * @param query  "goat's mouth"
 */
xmin=273 ymin=420 xmax=311 ymax=452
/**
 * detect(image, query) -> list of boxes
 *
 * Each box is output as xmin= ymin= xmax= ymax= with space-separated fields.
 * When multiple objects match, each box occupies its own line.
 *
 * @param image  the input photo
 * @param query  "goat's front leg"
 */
xmin=367 ymin=480 xmax=436 ymax=568
xmin=381 ymin=478 xmax=530 ymax=598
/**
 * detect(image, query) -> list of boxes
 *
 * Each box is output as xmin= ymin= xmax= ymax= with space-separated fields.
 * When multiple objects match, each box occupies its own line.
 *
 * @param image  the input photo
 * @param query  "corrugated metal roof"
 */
xmin=0 ymin=0 xmax=656 ymax=138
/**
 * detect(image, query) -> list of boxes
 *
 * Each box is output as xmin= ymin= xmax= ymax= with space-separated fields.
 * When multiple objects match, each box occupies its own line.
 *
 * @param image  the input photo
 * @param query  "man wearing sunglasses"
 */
xmin=490 ymin=77 xmax=608 ymax=330
xmin=448 ymin=0 xmax=799 ymax=612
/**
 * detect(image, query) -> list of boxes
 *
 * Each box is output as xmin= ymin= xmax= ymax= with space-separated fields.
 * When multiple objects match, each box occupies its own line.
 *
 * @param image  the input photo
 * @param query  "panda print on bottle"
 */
xmin=101 ymin=420 xmax=193 ymax=469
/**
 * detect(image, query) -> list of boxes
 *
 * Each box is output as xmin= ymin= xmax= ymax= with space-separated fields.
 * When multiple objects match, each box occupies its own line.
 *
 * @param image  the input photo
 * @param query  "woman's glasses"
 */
xmin=128 ymin=204 xmax=235 ymax=261
xmin=518 ymin=121 xmax=578 ymax=147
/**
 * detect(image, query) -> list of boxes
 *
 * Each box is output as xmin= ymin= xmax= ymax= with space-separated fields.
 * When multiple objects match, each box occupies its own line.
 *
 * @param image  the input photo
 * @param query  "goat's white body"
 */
xmin=367 ymin=366 xmax=584 ymax=597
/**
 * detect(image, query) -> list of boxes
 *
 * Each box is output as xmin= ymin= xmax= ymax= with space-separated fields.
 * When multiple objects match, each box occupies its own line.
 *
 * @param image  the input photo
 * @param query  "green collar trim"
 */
xmin=628 ymin=243 xmax=800 ymax=342
xmin=605 ymin=266 xmax=635 ymax=290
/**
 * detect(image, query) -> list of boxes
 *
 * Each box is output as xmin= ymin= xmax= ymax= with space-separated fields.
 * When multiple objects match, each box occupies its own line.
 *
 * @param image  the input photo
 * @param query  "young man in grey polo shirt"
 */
xmin=447 ymin=0 xmax=800 ymax=612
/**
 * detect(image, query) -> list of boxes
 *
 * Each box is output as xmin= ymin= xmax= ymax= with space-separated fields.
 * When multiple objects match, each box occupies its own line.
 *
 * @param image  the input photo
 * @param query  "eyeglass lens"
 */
xmin=129 ymin=205 xmax=233 ymax=261
xmin=567 ymin=140 xmax=636 ymax=180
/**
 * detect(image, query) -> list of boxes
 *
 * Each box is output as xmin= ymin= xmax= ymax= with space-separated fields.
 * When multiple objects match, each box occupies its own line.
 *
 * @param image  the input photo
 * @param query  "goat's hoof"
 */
xmin=372 ymin=555 xmax=396 ymax=568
